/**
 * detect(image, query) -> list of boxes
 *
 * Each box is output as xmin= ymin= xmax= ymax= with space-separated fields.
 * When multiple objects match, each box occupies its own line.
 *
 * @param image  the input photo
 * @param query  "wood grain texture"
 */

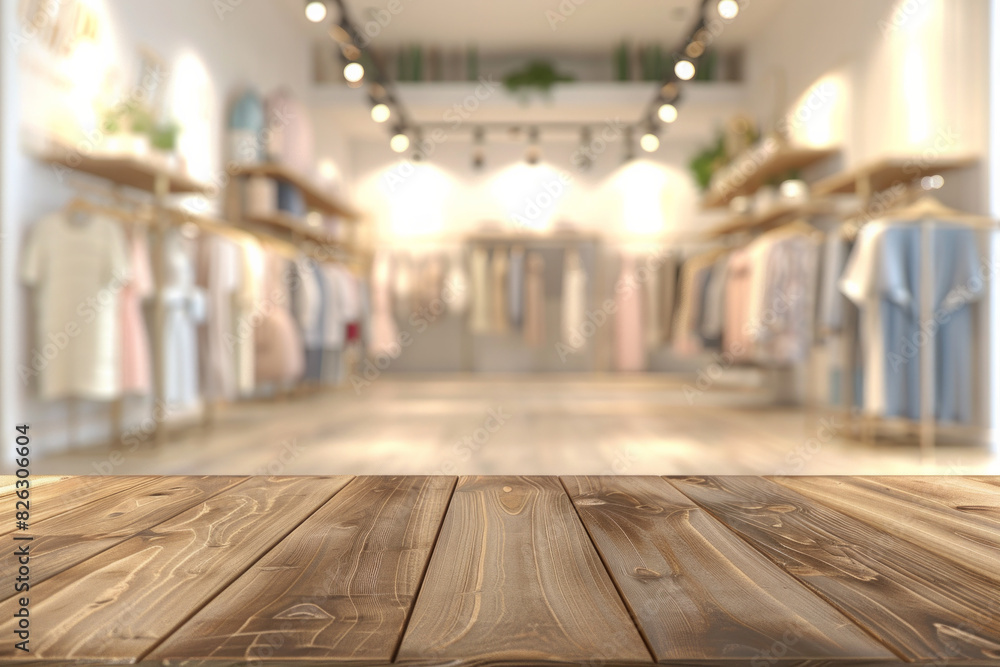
xmin=771 ymin=476 xmax=1000 ymax=584
xmin=0 ymin=476 xmax=158 ymax=537
xmin=396 ymin=476 xmax=652 ymax=665
xmin=562 ymin=476 xmax=895 ymax=663
xmin=0 ymin=475 xmax=72 ymax=497
xmin=855 ymin=476 xmax=1000 ymax=526
xmin=0 ymin=476 xmax=352 ymax=663
xmin=668 ymin=476 xmax=1000 ymax=662
xmin=150 ymin=476 xmax=455 ymax=664
xmin=0 ymin=476 xmax=245 ymax=599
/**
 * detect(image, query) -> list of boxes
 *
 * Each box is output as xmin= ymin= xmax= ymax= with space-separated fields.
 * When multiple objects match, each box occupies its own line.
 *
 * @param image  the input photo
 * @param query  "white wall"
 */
xmin=1 ymin=0 xmax=346 ymax=459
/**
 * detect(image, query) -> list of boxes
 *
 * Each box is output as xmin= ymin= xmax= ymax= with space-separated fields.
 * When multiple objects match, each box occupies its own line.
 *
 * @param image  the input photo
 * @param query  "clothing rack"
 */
xmin=830 ymin=164 xmax=994 ymax=461
xmin=32 ymin=146 xmax=367 ymax=448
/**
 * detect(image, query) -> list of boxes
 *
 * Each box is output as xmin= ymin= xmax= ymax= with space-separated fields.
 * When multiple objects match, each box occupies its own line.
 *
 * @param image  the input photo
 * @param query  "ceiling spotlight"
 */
xmin=371 ymin=103 xmax=390 ymax=123
xmin=717 ymin=0 xmax=740 ymax=20
xmin=390 ymin=130 xmax=409 ymax=153
xmin=640 ymin=131 xmax=660 ymax=152
xmin=305 ymin=0 xmax=327 ymax=23
xmin=344 ymin=61 xmax=365 ymax=83
xmin=329 ymin=24 xmax=352 ymax=44
xmin=658 ymin=103 xmax=678 ymax=123
xmin=660 ymin=82 xmax=679 ymax=101
xmin=674 ymin=59 xmax=696 ymax=81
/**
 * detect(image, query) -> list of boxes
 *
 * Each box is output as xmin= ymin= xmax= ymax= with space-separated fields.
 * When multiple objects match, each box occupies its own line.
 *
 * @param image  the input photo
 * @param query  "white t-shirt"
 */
xmin=21 ymin=213 xmax=130 ymax=400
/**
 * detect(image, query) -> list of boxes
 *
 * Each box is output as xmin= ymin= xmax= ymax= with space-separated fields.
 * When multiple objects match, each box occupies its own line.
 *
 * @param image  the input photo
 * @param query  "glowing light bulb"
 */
xmin=305 ymin=1 xmax=327 ymax=23
xmin=674 ymin=59 xmax=695 ymax=81
xmin=658 ymin=103 xmax=678 ymax=123
xmin=390 ymin=133 xmax=409 ymax=153
xmin=640 ymin=133 xmax=660 ymax=152
xmin=717 ymin=0 xmax=740 ymax=20
xmin=371 ymin=103 xmax=390 ymax=123
xmin=344 ymin=62 xmax=365 ymax=83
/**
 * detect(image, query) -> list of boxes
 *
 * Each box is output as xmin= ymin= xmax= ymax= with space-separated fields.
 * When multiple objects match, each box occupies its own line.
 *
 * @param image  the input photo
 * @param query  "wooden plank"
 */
xmin=772 ymin=476 xmax=1000 ymax=584
xmin=150 ymin=476 xmax=455 ymax=664
xmin=867 ymin=477 xmax=1000 ymax=525
xmin=0 ymin=476 xmax=159 ymax=537
xmin=668 ymin=476 xmax=1000 ymax=662
xmin=0 ymin=476 xmax=352 ymax=663
xmin=0 ymin=475 xmax=71 ymax=498
xmin=562 ymin=476 xmax=895 ymax=663
xmin=396 ymin=476 xmax=652 ymax=665
xmin=0 ymin=476 xmax=246 ymax=599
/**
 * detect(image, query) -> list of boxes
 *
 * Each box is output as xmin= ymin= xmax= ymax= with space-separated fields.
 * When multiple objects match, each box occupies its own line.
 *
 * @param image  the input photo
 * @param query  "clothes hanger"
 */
xmin=888 ymin=194 xmax=997 ymax=228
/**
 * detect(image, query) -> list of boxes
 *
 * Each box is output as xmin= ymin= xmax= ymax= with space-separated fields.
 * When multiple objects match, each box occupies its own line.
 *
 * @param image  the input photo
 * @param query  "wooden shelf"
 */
xmin=243 ymin=211 xmax=347 ymax=250
xmin=37 ymin=146 xmax=210 ymax=195
xmin=812 ymin=155 xmax=978 ymax=197
xmin=702 ymin=144 xmax=838 ymax=208
xmin=232 ymin=162 xmax=358 ymax=220
xmin=707 ymin=200 xmax=833 ymax=237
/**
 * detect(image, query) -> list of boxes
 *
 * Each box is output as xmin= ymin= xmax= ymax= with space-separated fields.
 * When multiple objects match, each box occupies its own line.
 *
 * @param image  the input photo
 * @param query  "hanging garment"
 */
xmin=255 ymin=253 xmax=304 ymax=386
xmin=523 ymin=252 xmax=547 ymax=346
xmin=291 ymin=256 xmax=326 ymax=383
xmin=561 ymin=248 xmax=588 ymax=348
xmin=491 ymin=248 xmax=510 ymax=333
xmin=21 ymin=213 xmax=130 ymax=400
xmin=614 ymin=253 xmax=645 ymax=371
xmin=418 ymin=254 xmax=446 ymax=315
xmin=392 ymin=252 xmax=414 ymax=322
xmin=508 ymin=245 xmax=526 ymax=330
xmin=160 ymin=230 xmax=205 ymax=409
xmin=370 ymin=250 xmax=400 ymax=356
xmin=469 ymin=246 xmax=491 ymax=333
xmin=699 ymin=253 xmax=731 ymax=350
xmin=642 ymin=253 xmax=661 ymax=349
xmin=840 ymin=221 xmax=983 ymax=423
xmin=120 ymin=228 xmax=153 ymax=394
xmin=723 ymin=247 xmax=754 ymax=361
xmin=817 ymin=230 xmax=849 ymax=339
xmin=658 ymin=254 xmax=679 ymax=342
xmin=672 ymin=251 xmax=722 ymax=357
xmin=197 ymin=234 xmax=242 ymax=402
xmin=445 ymin=249 xmax=470 ymax=314
xmin=752 ymin=230 xmax=820 ymax=364
xmin=234 ymin=238 xmax=265 ymax=396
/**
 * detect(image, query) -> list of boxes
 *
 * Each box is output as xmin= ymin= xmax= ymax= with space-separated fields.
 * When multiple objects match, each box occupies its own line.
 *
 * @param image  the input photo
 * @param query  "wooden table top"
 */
xmin=2 ymin=475 xmax=999 ymax=665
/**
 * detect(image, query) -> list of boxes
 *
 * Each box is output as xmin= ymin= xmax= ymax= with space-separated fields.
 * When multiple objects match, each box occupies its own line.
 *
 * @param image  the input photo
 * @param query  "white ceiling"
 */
xmin=287 ymin=0 xmax=785 ymax=52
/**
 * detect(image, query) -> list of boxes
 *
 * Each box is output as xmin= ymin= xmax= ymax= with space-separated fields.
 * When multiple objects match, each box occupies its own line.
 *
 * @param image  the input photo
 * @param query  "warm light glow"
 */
xmin=390 ymin=133 xmax=410 ymax=152
xmin=305 ymin=1 xmax=327 ymax=22
xmin=371 ymin=103 xmax=390 ymax=123
xmin=674 ymin=60 xmax=696 ymax=81
xmin=380 ymin=163 xmax=453 ymax=237
xmin=491 ymin=163 xmax=571 ymax=232
xmin=640 ymin=133 xmax=660 ymax=152
xmin=657 ymin=103 xmax=678 ymax=123
xmin=717 ymin=0 xmax=740 ymax=20
xmin=344 ymin=62 xmax=365 ymax=83
xmin=612 ymin=161 xmax=670 ymax=236
xmin=319 ymin=159 xmax=339 ymax=181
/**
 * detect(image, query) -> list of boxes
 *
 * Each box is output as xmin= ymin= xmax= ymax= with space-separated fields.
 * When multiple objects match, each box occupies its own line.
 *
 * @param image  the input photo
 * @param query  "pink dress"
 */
xmin=120 ymin=230 xmax=153 ymax=394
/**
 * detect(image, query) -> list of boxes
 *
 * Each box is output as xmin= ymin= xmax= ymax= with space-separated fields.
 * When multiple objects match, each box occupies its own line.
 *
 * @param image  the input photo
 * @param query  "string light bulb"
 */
xmin=305 ymin=1 xmax=327 ymax=23
xmin=674 ymin=59 xmax=696 ymax=81
xmin=344 ymin=61 xmax=365 ymax=83
xmin=717 ymin=0 xmax=740 ymax=20
xmin=371 ymin=103 xmax=390 ymax=123
xmin=390 ymin=131 xmax=409 ymax=153
xmin=658 ymin=103 xmax=678 ymax=123
xmin=640 ymin=131 xmax=660 ymax=152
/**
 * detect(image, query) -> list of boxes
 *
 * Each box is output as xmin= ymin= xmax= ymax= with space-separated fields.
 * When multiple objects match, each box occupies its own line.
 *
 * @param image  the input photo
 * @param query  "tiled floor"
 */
xmin=34 ymin=375 xmax=1000 ymax=476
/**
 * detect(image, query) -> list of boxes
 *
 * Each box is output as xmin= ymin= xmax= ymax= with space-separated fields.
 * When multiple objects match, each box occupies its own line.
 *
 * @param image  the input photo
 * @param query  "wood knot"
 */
xmin=631 ymin=567 xmax=662 ymax=580
xmin=576 ymin=498 xmax=605 ymax=506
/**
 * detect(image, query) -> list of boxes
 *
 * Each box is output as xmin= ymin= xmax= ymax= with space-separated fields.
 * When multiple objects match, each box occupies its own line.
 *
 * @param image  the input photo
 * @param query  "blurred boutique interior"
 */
xmin=2 ymin=0 xmax=999 ymax=475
